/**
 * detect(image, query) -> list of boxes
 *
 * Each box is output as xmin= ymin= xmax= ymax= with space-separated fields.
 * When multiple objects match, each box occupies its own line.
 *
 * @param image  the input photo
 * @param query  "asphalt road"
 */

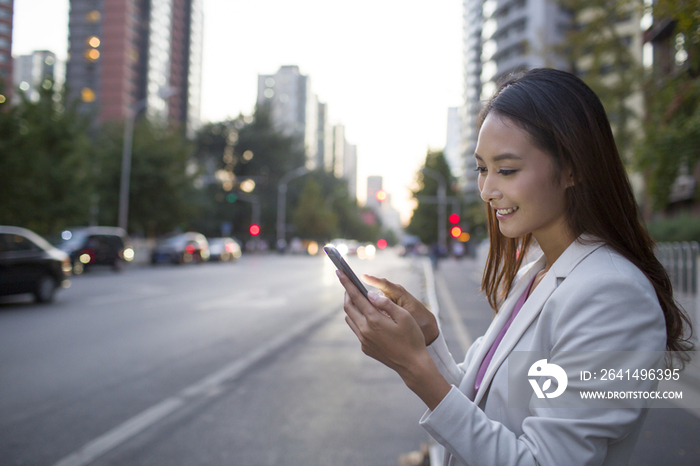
xmin=0 ymin=252 xmax=429 ymax=466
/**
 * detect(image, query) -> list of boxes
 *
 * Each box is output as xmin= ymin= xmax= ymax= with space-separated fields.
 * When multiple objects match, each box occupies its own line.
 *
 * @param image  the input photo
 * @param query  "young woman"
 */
xmin=337 ymin=68 xmax=694 ymax=466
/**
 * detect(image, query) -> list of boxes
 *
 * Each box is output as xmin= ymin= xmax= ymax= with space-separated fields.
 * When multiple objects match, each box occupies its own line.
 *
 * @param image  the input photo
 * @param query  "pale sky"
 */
xmin=12 ymin=0 xmax=463 ymax=225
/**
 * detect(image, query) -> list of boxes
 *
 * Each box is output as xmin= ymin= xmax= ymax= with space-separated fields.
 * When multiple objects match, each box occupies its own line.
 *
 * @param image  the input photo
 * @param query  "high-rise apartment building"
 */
xmin=460 ymin=0 xmax=569 ymax=194
xmin=66 ymin=0 xmax=203 ymax=134
xmin=480 ymin=0 xmax=569 ymax=99
xmin=461 ymin=0 xmax=484 ymax=196
xmin=445 ymin=107 xmax=463 ymax=184
xmin=0 ymin=0 xmax=12 ymax=104
xmin=257 ymin=65 xmax=318 ymax=166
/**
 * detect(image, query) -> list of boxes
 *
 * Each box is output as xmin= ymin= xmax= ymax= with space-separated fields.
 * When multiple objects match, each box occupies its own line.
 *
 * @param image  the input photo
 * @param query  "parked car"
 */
xmin=207 ymin=237 xmax=242 ymax=262
xmin=0 ymin=226 xmax=71 ymax=303
xmin=52 ymin=227 xmax=133 ymax=275
xmin=150 ymin=232 xmax=210 ymax=265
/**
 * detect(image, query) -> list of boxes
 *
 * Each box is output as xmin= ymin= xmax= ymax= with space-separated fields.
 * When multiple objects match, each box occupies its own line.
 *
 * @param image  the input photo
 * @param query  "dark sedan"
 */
xmin=0 ymin=226 xmax=72 ymax=303
xmin=150 ymin=232 xmax=210 ymax=265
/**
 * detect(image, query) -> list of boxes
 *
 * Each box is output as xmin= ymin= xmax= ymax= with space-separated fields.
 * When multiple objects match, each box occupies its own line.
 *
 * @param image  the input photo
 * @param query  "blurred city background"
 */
xmin=0 ymin=0 xmax=699 ymax=465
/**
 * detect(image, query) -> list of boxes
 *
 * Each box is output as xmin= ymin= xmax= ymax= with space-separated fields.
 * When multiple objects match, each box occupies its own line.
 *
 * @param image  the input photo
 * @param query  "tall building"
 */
xmin=366 ymin=176 xmax=383 ymax=212
xmin=257 ymin=65 xmax=318 ymax=166
xmin=445 ymin=107 xmax=463 ymax=185
xmin=13 ymin=50 xmax=60 ymax=102
xmin=0 ymin=0 xmax=12 ymax=104
xmin=344 ymin=142 xmax=357 ymax=201
xmin=317 ymin=102 xmax=333 ymax=172
xmin=480 ymin=0 xmax=570 ymax=99
xmin=461 ymin=0 xmax=483 ymax=195
xmin=460 ymin=0 xmax=570 ymax=195
xmin=66 ymin=0 xmax=203 ymax=134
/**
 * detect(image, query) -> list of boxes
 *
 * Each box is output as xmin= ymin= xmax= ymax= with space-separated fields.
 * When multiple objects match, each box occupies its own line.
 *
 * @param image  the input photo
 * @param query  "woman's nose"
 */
xmin=479 ymin=175 xmax=502 ymax=202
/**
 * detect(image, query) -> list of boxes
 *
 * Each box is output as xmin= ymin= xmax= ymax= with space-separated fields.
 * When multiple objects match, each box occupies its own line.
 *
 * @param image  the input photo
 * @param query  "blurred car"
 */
xmin=207 ymin=237 xmax=241 ymax=262
xmin=0 ymin=226 xmax=71 ymax=303
xmin=150 ymin=232 xmax=210 ymax=265
xmin=52 ymin=227 xmax=133 ymax=275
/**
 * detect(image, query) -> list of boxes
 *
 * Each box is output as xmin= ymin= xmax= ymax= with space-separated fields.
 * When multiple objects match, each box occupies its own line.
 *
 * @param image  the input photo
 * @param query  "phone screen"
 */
xmin=324 ymin=245 xmax=369 ymax=299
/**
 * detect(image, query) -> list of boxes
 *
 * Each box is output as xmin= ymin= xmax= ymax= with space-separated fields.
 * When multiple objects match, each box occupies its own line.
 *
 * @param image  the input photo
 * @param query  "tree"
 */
xmin=406 ymin=150 xmax=456 ymax=245
xmin=191 ymin=106 xmax=307 ymax=241
xmin=0 ymin=84 xmax=94 ymax=236
xmin=292 ymin=178 xmax=337 ymax=241
xmin=556 ymin=0 xmax=644 ymax=162
xmin=93 ymin=119 xmax=197 ymax=237
xmin=631 ymin=0 xmax=700 ymax=214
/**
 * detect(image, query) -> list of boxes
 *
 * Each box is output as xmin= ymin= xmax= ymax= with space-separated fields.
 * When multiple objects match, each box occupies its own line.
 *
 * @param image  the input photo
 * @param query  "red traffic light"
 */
xmin=249 ymin=224 xmax=261 ymax=236
xmin=377 ymin=238 xmax=388 ymax=249
xmin=450 ymin=226 xmax=462 ymax=238
xmin=449 ymin=214 xmax=460 ymax=224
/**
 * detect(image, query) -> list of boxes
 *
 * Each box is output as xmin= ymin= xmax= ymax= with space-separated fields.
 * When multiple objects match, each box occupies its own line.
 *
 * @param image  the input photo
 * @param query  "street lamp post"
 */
xmin=118 ymin=99 xmax=148 ymax=231
xmin=276 ymin=166 xmax=309 ymax=251
xmin=421 ymin=167 xmax=447 ymax=253
xmin=118 ymin=87 xmax=177 ymax=232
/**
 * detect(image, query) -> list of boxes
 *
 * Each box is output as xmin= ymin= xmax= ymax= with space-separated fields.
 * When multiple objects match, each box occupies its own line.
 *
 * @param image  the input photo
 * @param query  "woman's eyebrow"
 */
xmin=474 ymin=153 xmax=523 ymax=162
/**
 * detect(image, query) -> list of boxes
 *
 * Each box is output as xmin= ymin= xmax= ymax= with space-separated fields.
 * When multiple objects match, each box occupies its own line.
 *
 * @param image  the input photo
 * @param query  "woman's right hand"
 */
xmin=362 ymin=274 xmax=440 ymax=345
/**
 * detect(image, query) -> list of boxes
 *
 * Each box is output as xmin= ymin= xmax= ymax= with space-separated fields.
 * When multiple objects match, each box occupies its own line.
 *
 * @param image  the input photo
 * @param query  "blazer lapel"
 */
xmin=470 ymin=237 xmax=605 ymax=405
xmin=459 ymin=254 xmax=546 ymax=400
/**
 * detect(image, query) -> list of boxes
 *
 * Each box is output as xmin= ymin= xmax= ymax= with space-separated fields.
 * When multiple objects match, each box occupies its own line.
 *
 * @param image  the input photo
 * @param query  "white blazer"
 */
xmin=421 ymin=237 xmax=667 ymax=466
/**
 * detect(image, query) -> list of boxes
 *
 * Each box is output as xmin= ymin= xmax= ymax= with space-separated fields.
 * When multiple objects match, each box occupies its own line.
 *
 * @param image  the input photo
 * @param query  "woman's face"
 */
xmin=475 ymin=113 xmax=573 ymax=243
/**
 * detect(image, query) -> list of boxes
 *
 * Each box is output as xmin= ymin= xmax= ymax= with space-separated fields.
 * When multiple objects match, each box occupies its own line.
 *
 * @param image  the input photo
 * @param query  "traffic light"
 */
xmin=226 ymin=193 xmax=238 ymax=203
xmin=249 ymin=224 xmax=261 ymax=236
xmin=449 ymin=214 xmax=460 ymax=224
xmin=377 ymin=238 xmax=388 ymax=249
xmin=450 ymin=226 xmax=462 ymax=239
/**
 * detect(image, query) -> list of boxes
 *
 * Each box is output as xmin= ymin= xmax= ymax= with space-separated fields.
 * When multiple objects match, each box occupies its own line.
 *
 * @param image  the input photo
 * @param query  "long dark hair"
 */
xmin=478 ymin=68 xmax=694 ymax=356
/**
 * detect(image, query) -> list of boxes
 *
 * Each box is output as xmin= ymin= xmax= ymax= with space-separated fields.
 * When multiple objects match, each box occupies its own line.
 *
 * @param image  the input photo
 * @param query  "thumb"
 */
xmin=363 ymin=274 xmax=395 ymax=295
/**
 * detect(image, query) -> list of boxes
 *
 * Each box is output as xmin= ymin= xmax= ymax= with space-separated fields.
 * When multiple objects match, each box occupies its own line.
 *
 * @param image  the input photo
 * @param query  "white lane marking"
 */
xmin=426 ymin=260 xmax=473 ymax=354
xmin=51 ymin=308 xmax=338 ymax=466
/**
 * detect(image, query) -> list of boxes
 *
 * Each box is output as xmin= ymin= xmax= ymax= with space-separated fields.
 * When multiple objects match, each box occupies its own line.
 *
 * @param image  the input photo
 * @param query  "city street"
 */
xmin=2 ymin=251 xmax=699 ymax=465
xmin=0 ymin=252 xmax=428 ymax=466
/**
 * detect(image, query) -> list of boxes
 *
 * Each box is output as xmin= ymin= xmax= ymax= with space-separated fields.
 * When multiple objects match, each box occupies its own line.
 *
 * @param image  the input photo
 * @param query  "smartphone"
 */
xmin=324 ymin=245 xmax=369 ymax=299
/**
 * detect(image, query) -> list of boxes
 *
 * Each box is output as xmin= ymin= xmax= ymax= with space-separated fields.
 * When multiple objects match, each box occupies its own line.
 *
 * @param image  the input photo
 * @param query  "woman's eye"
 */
xmin=473 ymin=166 xmax=487 ymax=174
xmin=498 ymin=169 xmax=517 ymax=175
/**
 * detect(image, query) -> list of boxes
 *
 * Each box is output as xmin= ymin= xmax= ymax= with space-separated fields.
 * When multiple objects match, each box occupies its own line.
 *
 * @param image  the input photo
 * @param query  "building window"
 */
xmin=81 ymin=87 xmax=96 ymax=102
xmin=85 ymin=10 xmax=101 ymax=23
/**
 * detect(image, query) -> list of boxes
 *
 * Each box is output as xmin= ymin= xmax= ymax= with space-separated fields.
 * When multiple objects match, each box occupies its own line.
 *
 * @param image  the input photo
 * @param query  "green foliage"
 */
xmin=406 ymin=150 xmax=456 ymax=245
xmin=652 ymin=0 xmax=700 ymax=75
xmin=190 ymin=106 xmax=306 ymax=240
xmin=636 ymin=78 xmax=700 ymax=210
xmin=0 ymin=85 xmax=94 ymax=235
xmin=556 ymin=0 xmax=644 ymax=161
xmin=634 ymin=0 xmax=700 ymax=212
xmin=292 ymin=178 xmax=337 ymax=241
xmin=93 ymin=119 xmax=197 ymax=237
xmin=191 ymin=107 xmax=380 ymax=243
xmin=647 ymin=214 xmax=700 ymax=242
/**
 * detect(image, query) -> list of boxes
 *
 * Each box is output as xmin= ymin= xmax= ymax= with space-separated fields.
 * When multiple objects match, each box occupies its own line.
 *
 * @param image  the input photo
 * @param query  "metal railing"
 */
xmin=655 ymin=241 xmax=700 ymax=295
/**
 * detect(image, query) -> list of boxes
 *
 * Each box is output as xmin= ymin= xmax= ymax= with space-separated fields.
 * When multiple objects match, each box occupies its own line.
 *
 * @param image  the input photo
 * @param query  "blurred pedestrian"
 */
xmin=336 ymin=68 xmax=694 ymax=465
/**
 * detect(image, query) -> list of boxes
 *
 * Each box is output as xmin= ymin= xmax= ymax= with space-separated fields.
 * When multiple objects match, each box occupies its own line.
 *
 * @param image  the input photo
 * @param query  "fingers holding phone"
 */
xmin=362 ymin=274 xmax=439 ymax=346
